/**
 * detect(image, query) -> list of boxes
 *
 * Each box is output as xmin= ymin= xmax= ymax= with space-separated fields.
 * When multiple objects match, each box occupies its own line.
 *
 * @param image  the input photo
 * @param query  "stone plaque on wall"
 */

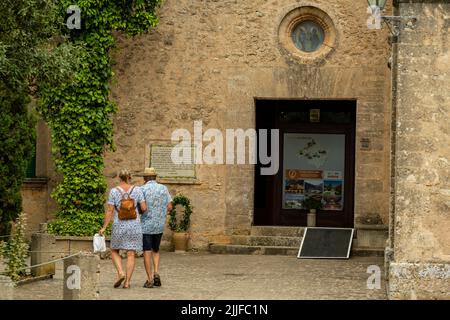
xmin=149 ymin=144 xmax=196 ymax=179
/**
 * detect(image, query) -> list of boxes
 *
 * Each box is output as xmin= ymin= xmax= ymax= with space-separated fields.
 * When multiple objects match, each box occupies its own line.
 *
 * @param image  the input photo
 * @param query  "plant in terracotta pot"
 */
xmin=168 ymin=194 xmax=192 ymax=252
xmin=302 ymin=197 xmax=323 ymax=227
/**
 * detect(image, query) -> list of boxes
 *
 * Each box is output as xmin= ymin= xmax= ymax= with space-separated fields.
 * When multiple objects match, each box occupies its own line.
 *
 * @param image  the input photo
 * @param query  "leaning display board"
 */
xmin=297 ymin=227 xmax=354 ymax=259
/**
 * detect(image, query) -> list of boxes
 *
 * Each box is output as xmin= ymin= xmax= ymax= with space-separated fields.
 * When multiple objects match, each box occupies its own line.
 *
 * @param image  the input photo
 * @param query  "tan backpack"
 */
xmin=116 ymin=186 xmax=137 ymax=220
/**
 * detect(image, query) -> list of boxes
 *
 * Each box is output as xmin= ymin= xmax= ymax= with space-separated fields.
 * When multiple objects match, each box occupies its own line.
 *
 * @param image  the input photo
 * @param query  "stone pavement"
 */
xmin=11 ymin=253 xmax=387 ymax=300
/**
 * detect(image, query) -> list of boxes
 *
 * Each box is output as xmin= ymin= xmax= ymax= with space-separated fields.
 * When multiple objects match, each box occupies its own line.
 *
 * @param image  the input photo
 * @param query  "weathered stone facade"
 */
xmin=21 ymin=120 xmax=56 ymax=238
xmin=387 ymin=0 xmax=450 ymax=300
xmin=24 ymin=0 xmax=393 ymax=242
xmin=20 ymin=0 xmax=449 ymax=299
xmin=105 ymin=0 xmax=392 ymax=247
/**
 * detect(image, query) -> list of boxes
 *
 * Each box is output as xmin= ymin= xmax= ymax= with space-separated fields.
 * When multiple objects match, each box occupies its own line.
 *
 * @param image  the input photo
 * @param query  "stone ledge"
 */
xmin=55 ymin=235 xmax=111 ymax=241
xmin=354 ymin=226 xmax=388 ymax=248
xmin=388 ymin=262 xmax=450 ymax=299
xmin=157 ymin=179 xmax=201 ymax=185
xmin=396 ymin=0 xmax=448 ymax=4
xmin=209 ymin=243 xmax=299 ymax=256
xmin=352 ymin=247 xmax=385 ymax=257
xmin=16 ymin=274 xmax=53 ymax=286
xmin=22 ymin=177 xmax=49 ymax=189
xmin=355 ymin=224 xmax=388 ymax=230
xmin=209 ymin=243 xmax=385 ymax=257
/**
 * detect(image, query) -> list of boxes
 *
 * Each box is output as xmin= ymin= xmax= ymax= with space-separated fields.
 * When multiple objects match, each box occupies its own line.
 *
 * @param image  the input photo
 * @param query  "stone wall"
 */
xmin=106 ymin=0 xmax=392 ymax=248
xmin=21 ymin=120 xmax=57 ymax=239
xmin=21 ymin=183 xmax=48 ymax=238
xmin=389 ymin=0 xmax=450 ymax=299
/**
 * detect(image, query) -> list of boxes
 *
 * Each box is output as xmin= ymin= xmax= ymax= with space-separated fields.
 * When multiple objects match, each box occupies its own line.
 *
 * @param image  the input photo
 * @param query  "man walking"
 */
xmin=139 ymin=167 xmax=172 ymax=288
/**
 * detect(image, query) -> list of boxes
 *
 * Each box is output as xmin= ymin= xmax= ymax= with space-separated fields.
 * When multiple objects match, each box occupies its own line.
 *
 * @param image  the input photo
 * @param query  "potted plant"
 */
xmin=168 ymin=194 xmax=192 ymax=252
xmin=302 ymin=198 xmax=323 ymax=227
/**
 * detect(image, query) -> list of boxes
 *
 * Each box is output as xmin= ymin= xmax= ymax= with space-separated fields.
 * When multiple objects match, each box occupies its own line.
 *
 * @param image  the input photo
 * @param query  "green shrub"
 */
xmin=0 ymin=213 xmax=29 ymax=281
xmin=0 ymin=85 xmax=35 ymax=236
xmin=169 ymin=195 xmax=193 ymax=233
xmin=0 ymin=0 xmax=79 ymax=236
xmin=302 ymin=197 xmax=323 ymax=211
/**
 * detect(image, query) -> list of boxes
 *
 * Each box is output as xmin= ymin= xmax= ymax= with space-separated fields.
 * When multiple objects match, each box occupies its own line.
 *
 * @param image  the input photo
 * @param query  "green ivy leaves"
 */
xmin=39 ymin=0 xmax=162 ymax=236
xmin=169 ymin=195 xmax=193 ymax=233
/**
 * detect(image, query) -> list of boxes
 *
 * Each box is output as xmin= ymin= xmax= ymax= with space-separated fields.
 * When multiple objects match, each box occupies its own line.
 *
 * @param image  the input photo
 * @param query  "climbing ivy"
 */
xmin=39 ymin=0 xmax=162 ymax=236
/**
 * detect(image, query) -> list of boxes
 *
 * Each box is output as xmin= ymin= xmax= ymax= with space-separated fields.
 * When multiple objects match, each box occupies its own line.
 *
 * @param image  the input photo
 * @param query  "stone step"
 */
xmin=209 ymin=244 xmax=384 ymax=257
xmin=209 ymin=244 xmax=299 ymax=256
xmin=351 ymin=247 xmax=385 ymax=257
xmin=251 ymin=226 xmax=305 ymax=237
xmin=231 ymin=235 xmax=302 ymax=247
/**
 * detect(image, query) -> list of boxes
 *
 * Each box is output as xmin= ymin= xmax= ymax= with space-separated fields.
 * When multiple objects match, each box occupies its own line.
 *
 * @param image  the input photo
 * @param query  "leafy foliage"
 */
xmin=0 ymin=85 xmax=34 ymax=236
xmin=169 ymin=194 xmax=193 ymax=233
xmin=39 ymin=0 xmax=162 ymax=236
xmin=0 ymin=0 xmax=79 ymax=235
xmin=0 ymin=213 xmax=29 ymax=281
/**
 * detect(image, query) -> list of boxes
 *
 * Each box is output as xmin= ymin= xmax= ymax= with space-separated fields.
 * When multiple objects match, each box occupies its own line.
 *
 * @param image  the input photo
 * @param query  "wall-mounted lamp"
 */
xmin=367 ymin=0 xmax=417 ymax=37
xmin=368 ymin=0 xmax=387 ymax=10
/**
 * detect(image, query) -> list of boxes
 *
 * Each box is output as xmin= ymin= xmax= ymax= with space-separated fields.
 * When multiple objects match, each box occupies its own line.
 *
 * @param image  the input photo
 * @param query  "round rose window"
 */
xmin=291 ymin=20 xmax=325 ymax=53
xmin=278 ymin=6 xmax=337 ymax=64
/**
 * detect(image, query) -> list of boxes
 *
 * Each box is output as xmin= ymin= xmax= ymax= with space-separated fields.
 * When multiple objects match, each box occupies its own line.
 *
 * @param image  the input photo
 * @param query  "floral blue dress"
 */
xmin=107 ymin=186 xmax=144 ymax=251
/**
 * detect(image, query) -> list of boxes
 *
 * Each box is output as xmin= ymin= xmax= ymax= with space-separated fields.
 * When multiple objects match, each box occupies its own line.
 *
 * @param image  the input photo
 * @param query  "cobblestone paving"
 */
xmin=10 ymin=253 xmax=387 ymax=300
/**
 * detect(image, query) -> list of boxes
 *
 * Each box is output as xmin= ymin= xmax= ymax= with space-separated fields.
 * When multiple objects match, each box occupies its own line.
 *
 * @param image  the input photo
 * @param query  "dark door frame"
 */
xmin=253 ymin=99 xmax=356 ymax=228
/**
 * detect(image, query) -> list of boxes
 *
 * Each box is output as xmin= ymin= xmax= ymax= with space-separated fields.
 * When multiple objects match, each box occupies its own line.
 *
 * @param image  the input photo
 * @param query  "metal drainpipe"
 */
xmin=389 ymin=0 xmax=400 ymax=258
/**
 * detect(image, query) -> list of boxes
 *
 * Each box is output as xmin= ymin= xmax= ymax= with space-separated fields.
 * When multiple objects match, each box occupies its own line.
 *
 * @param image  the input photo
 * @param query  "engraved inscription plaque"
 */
xmin=149 ymin=144 xmax=196 ymax=179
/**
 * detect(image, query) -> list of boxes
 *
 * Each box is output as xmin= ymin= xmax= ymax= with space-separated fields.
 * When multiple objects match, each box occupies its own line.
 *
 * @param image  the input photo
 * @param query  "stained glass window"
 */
xmin=291 ymin=21 xmax=325 ymax=53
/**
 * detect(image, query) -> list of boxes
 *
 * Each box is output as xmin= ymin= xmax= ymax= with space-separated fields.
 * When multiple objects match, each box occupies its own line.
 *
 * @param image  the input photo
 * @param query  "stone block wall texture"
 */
xmin=21 ymin=1 xmax=392 ymax=249
xmin=104 ymin=0 xmax=392 ymax=248
xmin=21 ymin=186 xmax=48 ymax=238
xmin=0 ymin=275 xmax=14 ymax=300
xmin=21 ymin=120 xmax=57 ymax=239
xmin=30 ymin=232 xmax=56 ymax=277
xmin=63 ymin=253 xmax=100 ymax=300
xmin=389 ymin=1 xmax=450 ymax=299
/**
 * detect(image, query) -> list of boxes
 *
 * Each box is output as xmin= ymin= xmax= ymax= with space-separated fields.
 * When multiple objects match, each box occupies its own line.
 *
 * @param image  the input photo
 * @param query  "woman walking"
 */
xmin=99 ymin=169 xmax=147 ymax=289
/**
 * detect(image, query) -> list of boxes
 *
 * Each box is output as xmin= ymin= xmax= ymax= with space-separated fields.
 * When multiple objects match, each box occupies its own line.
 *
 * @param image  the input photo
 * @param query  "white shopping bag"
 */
xmin=93 ymin=233 xmax=106 ymax=253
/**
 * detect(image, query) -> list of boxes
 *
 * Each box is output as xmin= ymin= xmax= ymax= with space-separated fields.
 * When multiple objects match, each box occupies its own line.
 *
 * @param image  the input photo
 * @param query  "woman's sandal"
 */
xmin=123 ymin=283 xmax=131 ymax=289
xmin=114 ymin=275 xmax=125 ymax=288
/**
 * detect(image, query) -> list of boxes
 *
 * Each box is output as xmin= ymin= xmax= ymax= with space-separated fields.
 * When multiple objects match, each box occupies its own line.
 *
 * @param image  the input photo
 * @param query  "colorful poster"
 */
xmin=286 ymin=169 xmax=323 ymax=179
xmin=322 ymin=180 xmax=344 ymax=211
xmin=284 ymin=193 xmax=305 ymax=209
xmin=282 ymin=133 xmax=345 ymax=211
xmin=285 ymin=179 xmax=305 ymax=194
xmin=324 ymin=171 xmax=342 ymax=180
xmin=304 ymin=179 xmax=324 ymax=202
xmin=284 ymin=179 xmax=305 ymax=209
xmin=298 ymin=138 xmax=328 ymax=168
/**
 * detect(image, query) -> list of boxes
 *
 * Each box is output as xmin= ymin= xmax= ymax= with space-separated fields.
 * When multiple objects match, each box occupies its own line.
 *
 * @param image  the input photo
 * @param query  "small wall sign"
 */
xmin=360 ymin=138 xmax=371 ymax=150
xmin=309 ymin=109 xmax=320 ymax=123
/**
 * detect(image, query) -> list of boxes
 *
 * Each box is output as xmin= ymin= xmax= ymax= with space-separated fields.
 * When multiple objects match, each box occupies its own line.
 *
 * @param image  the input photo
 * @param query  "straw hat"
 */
xmin=142 ymin=167 xmax=157 ymax=177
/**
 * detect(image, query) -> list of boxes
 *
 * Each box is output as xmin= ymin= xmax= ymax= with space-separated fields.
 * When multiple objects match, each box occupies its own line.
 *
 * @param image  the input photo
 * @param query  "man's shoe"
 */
xmin=143 ymin=280 xmax=154 ymax=288
xmin=153 ymin=273 xmax=161 ymax=287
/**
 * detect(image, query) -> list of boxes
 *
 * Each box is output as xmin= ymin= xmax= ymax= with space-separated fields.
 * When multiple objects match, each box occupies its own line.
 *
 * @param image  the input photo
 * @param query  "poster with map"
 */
xmin=282 ymin=133 xmax=345 ymax=211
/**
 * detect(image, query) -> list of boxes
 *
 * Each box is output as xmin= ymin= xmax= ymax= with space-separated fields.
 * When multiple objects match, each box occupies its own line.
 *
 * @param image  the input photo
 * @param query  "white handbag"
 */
xmin=93 ymin=233 xmax=106 ymax=253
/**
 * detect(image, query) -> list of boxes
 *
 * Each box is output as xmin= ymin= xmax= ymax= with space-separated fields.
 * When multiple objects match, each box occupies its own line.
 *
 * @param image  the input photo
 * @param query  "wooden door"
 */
xmin=254 ymin=99 xmax=356 ymax=228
